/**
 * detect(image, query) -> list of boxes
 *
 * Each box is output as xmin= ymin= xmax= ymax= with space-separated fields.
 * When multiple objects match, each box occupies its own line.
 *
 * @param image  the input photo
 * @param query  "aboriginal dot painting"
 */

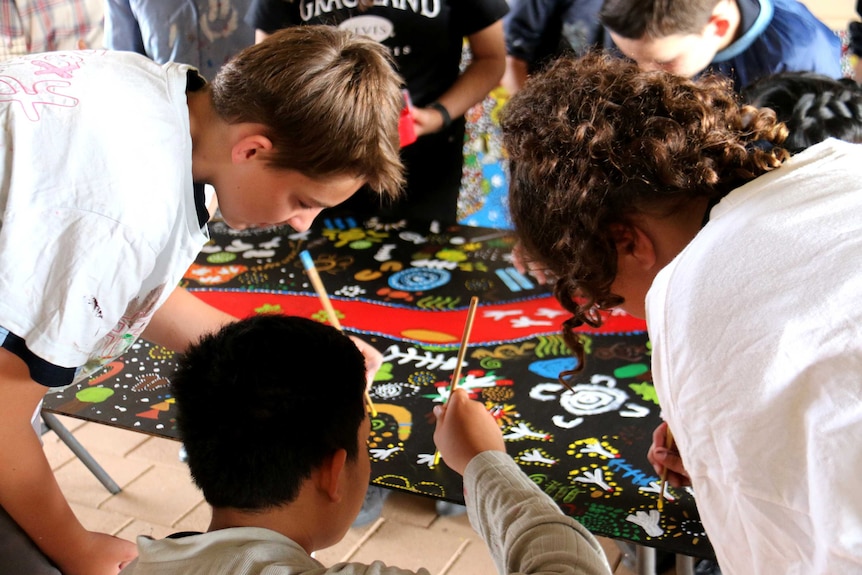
xmin=44 ymin=218 xmax=714 ymax=560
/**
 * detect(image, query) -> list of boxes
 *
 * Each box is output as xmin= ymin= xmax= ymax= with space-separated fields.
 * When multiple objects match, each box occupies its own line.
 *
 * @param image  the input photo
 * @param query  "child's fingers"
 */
xmin=652 ymin=448 xmax=691 ymax=487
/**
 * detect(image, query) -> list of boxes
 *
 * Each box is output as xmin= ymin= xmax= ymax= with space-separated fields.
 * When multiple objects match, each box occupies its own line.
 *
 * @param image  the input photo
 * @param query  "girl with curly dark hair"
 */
xmin=502 ymin=52 xmax=862 ymax=574
xmin=503 ymin=52 xmax=788 ymax=370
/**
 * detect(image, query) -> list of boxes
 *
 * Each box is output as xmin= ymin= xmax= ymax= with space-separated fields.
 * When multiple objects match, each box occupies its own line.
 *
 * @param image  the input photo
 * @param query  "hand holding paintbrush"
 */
xmin=299 ymin=250 xmax=378 ymax=416
xmin=432 ymin=296 xmax=479 ymax=467
xmin=650 ymin=421 xmax=690 ymax=510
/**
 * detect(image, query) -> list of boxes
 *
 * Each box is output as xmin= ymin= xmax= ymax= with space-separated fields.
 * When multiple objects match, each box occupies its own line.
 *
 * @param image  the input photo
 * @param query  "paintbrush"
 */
xmin=432 ymin=296 xmax=479 ymax=467
xmin=299 ymin=250 xmax=377 ymax=417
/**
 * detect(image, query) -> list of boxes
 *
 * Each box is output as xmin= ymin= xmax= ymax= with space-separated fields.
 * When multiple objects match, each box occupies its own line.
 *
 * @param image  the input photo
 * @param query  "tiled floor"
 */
xmin=44 ymin=415 xmax=649 ymax=575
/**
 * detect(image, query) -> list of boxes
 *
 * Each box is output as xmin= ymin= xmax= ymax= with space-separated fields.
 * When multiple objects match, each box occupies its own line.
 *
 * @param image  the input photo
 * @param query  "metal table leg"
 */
xmin=41 ymin=411 xmax=121 ymax=495
xmin=636 ymin=545 xmax=657 ymax=575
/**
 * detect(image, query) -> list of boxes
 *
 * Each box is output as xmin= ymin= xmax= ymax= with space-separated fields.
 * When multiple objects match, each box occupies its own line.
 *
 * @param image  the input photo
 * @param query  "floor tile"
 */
xmin=63 ymin=421 xmax=151 ymax=458
xmin=126 ymin=436 xmax=187 ymax=469
xmin=381 ymin=491 xmax=438 ymax=528
xmin=172 ymin=500 xmax=211 ymax=532
xmin=42 ymin=431 xmax=77 ymax=469
xmin=54 ymin=453 xmax=152 ymax=508
xmin=69 ymin=502 xmax=134 ymax=536
xmin=100 ymin=465 xmax=204 ymax=526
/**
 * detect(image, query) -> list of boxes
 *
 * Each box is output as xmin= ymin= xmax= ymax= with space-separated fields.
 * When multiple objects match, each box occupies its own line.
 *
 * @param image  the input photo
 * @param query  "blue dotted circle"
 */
xmin=388 ymin=268 xmax=451 ymax=291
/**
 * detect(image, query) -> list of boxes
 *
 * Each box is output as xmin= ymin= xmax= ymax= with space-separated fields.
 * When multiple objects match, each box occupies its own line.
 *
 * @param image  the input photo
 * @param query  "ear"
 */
xmin=706 ymin=14 xmax=732 ymax=40
xmin=705 ymin=1 xmax=734 ymax=41
xmin=231 ymin=134 xmax=274 ymax=164
xmin=316 ymin=449 xmax=349 ymax=503
xmin=609 ymin=222 xmax=657 ymax=271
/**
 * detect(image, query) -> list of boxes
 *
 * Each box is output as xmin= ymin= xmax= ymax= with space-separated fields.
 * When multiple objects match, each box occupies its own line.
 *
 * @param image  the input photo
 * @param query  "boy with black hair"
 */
xmin=0 ymin=26 xmax=402 ymax=575
xmin=599 ymin=0 xmax=841 ymax=89
xmin=120 ymin=314 xmax=613 ymax=575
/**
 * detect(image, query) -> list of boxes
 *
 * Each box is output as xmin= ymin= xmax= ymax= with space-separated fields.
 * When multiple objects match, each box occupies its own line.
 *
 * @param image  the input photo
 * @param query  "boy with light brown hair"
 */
xmin=0 ymin=25 xmax=402 ymax=575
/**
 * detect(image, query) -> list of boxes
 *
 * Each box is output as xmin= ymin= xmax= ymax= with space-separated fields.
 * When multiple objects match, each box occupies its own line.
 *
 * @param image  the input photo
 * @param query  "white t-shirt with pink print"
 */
xmin=0 ymin=50 xmax=208 ymax=385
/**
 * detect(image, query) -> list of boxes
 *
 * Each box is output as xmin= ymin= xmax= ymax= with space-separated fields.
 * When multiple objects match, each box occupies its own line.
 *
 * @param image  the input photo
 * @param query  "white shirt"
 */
xmin=647 ymin=139 xmax=862 ymax=574
xmin=0 ymin=50 xmax=208 ymax=381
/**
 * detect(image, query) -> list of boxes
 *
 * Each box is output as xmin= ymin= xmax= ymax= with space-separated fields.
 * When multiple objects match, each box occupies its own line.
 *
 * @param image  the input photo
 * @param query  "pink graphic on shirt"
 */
xmin=32 ymin=56 xmax=82 ymax=79
xmin=0 ymin=76 xmax=78 ymax=121
xmin=32 ymin=53 xmax=87 ymax=75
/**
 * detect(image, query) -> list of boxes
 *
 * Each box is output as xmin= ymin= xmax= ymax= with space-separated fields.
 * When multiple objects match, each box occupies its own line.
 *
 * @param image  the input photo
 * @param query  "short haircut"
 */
xmin=210 ymin=26 xmax=404 ymax=199
xmin=600 ymin=0 xmax=720 ymax=39
xmin=501 ymin=53 xmax=788 ymax=378
xmin=171 ymin=314 xmax=367 ymax=510
xmin=742 ymin=71 xmax=862 ymax=153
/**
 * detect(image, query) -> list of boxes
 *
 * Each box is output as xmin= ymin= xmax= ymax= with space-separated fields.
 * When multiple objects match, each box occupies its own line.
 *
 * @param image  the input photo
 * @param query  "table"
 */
xmin=44 ymin=216 xmax=715 ymax=561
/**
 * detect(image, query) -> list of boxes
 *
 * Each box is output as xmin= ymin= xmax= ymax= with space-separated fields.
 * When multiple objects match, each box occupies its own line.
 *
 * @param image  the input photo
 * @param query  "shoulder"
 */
xmin=722 ymin=0 xmax=841 ymax=80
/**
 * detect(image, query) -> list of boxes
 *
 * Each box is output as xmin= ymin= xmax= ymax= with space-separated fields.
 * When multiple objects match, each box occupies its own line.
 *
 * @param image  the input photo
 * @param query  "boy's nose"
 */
xmin=288 ymin=209 xmax=324 ymax=233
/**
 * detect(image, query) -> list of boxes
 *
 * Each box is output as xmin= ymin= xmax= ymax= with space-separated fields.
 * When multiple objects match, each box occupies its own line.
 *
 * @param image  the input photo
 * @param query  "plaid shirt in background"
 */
xmin=0 ymin=0 xmax=104 ymax=59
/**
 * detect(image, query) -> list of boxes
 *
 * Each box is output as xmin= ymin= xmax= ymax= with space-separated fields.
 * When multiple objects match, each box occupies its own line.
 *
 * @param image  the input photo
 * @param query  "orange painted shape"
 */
xmin=88 ymin=360 xmax=124 ymax=386
xmin=137 ymin=409 xmax=160 ymax=420
xmin=401 ymin=328 xmax=458 ymax=343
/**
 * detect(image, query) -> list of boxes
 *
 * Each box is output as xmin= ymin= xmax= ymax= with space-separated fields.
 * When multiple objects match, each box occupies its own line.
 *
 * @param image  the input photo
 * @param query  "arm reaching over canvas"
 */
xmin=434 ymin=389 xmax=612 ymax=575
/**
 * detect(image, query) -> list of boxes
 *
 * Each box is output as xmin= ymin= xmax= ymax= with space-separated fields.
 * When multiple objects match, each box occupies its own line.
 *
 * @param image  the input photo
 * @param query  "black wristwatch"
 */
xmin=429 ymin=101 xmax=452 ymax=130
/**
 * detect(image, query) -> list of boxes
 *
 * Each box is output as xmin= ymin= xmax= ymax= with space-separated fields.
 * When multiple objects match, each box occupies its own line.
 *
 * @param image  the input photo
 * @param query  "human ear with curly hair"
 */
xmin=501 ymin=52 xmax=862 ymax=575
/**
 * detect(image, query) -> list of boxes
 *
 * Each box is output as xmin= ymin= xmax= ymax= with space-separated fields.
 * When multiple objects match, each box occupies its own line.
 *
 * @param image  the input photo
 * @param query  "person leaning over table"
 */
xmin=0 ymin=26 xmax=403 ymax=575
xmin=512 ymin=0 xmax=845 ymax=289
xmin=501 ymin=52 xmax=862 ymax=574
xmin=246 ymin=0 xmax=508 ymax=224
xmin=119 ymin=314 xmax=614 ymax=575
xmin=599 ymin=0 xmax=842 ymax=90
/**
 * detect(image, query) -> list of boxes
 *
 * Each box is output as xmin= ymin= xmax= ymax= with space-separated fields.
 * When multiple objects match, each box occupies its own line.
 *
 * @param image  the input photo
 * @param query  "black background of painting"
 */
xmin=44 ymin=219 xmax=714 ymax=559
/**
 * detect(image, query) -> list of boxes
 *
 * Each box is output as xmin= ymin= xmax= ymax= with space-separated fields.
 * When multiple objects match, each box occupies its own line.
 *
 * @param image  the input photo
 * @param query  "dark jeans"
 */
xmin=0 ymin=504 xmax=61 ymax=575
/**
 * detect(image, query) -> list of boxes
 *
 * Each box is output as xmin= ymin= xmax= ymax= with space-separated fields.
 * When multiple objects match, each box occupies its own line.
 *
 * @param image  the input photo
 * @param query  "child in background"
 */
xmin=501 ymin=52 xmax=862 ymax=574
xmin=0 ymin=0 xmax=104 ymax=57
xmin=599 ymin=0 xmax=842 ymax=89
xmin=104 ymin=0 xmax=255 ymax=80
xmin=0 ymin=26 xmax=402 ymax=575
xmin=246 ymin=0 xmax=508 ymax=223
xmin=850 ymin=0 xmax=862 ymax=82
xmin=502 ymin=0 xmax=609 ymax=95
xmin=119 ymin=314 xmax=613 ymax=575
